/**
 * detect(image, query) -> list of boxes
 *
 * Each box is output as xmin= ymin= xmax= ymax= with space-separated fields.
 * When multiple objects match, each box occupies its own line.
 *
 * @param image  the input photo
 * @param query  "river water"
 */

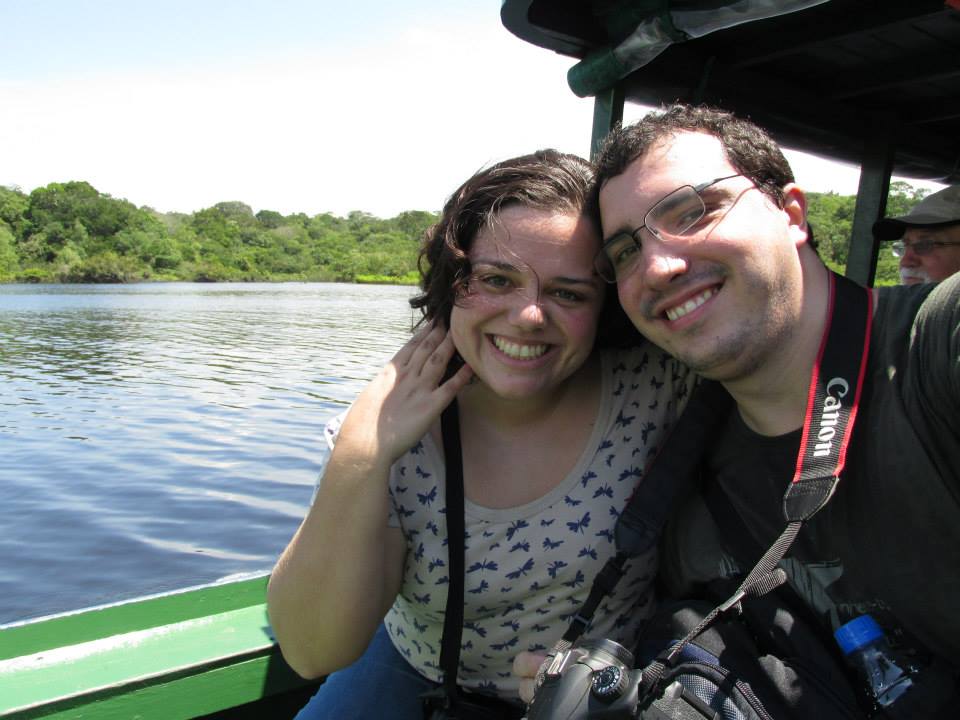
xmin=0 ymin=282 xmax=418 ymax=624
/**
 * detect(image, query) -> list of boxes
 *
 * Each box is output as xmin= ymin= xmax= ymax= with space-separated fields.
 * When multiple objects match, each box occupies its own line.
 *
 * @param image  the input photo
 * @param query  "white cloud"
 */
xmin=2 ymin=5 xmax=939 ymax=219
xmin=0 ymin=16 xmax=593 ymax=218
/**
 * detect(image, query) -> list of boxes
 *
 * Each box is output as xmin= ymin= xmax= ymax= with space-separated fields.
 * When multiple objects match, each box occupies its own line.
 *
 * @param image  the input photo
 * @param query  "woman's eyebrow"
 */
xmin=471 ymin=258 xmax=519 ymax=272
xmin=473 ymin=259 xmax=596 ymax=287
xmin=553 ymin=275 xmax=599 ymax=287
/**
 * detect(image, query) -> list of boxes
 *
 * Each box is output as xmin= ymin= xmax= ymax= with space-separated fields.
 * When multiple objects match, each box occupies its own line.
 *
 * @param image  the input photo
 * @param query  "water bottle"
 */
xmin=834 ymin=614 xmax=915 ymax=712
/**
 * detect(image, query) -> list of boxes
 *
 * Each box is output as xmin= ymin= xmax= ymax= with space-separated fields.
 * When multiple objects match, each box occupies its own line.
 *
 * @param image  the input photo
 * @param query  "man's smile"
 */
xmin=664 ymin=287 xmax=718 ymax=322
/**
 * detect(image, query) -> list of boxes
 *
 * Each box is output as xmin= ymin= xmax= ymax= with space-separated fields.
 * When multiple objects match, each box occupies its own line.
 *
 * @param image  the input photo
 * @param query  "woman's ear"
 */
xmin=781 ymin=183 xmax=809 ymax=247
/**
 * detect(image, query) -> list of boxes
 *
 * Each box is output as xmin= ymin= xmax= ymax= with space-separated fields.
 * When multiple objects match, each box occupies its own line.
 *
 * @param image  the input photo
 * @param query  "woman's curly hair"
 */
xmin=410 ymin=149 xmax=642 ymax=347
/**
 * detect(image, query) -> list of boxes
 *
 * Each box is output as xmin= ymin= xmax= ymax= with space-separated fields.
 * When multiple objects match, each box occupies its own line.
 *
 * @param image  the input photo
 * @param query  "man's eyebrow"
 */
xmin=698 ymin=183 xmax=736 ymax=199
xmin=601 ymin=227 xmax=635 ymax=246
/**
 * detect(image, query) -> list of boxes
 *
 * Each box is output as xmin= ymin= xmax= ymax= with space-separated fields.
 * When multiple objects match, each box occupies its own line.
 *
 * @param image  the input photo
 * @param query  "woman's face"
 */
xmin=449 ymin=204 xmax=604 ymax=402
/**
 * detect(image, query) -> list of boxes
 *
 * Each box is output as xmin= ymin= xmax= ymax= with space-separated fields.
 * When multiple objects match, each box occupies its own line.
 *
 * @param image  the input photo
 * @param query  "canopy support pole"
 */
xmin=846 ymin=114 xmax=896 ymax=286
xmin=590 ymin=84 xmax=625 ymax=161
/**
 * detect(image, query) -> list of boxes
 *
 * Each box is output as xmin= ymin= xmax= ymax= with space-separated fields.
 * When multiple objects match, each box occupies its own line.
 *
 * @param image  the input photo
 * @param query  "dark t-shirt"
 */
xmin=662 ymin=272 xmax=960 ymax=669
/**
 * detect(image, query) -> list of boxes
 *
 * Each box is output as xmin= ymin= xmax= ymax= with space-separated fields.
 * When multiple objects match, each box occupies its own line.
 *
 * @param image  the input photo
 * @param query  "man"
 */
xmin=515 ymin=105 xmax=959 ymax=712
xmin=597 ymin=104 xmax=959 ymax=710
xmin=873 ymin=185 xmax=960 ymax=285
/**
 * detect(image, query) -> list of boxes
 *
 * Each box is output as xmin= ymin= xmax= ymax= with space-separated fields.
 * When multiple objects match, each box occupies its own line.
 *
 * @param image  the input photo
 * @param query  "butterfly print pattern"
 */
xmin=321 ymin=346 xmax=692 ymax=700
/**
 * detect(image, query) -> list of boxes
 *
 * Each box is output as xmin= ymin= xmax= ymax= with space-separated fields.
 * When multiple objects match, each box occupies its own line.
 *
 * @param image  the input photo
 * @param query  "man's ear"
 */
xmin=782 ymin=183 xmax=809 ymax=247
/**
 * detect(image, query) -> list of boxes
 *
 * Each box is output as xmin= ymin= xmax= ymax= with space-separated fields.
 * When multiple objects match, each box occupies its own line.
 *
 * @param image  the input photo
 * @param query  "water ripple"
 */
xmin=0 ymin=282 xmax=417 ymax=623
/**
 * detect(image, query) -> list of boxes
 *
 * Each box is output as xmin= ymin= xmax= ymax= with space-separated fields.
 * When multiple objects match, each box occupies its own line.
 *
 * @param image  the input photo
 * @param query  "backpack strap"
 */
xmin=702 ymin=473 xmax=767 ymax=567
xmin=615 ymin=379 xmax=733 ymax=556
xmin=552 ymin=378 xmax=732 ymax=649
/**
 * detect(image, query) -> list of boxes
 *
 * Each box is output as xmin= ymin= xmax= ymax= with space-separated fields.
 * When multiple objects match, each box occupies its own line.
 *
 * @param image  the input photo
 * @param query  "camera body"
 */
xmin=524 ymin=639 xmax=654 ymax=719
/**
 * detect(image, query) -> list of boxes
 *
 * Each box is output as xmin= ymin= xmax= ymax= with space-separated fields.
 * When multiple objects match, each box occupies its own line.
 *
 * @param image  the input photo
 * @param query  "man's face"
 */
xmin=598 ymin=131 xmax=807 ymax=383
xmin=898 ymin=224 xmax=960 ymax=285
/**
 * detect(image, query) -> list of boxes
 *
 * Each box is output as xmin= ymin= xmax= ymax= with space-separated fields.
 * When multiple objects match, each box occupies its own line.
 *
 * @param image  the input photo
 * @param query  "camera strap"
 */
xmin=549 ymin=272 xmax=873 ymax=686
xmin=640 ymin=271 xmax=872 ymax=692
xmin=423 ymin=400 xmax=536 ymax=718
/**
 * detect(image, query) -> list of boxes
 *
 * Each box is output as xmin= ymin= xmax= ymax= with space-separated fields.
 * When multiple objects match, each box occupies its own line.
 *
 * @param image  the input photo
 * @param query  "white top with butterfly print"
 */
xmin=322 ymin=344 xmax=693 ymax=700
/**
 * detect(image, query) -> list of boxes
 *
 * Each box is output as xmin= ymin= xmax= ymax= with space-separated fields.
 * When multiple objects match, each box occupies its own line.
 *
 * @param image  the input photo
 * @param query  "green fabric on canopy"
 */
xmin=566 ymin=0 xmax=830 ymax=97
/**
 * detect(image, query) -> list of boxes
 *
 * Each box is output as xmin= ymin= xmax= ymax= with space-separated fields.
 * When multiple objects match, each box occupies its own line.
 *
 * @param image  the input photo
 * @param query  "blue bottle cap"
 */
xmin=834 ymin=614 xmax=884 ymax=655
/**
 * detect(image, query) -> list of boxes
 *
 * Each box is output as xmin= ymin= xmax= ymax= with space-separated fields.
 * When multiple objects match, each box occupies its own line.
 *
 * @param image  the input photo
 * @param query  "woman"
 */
xmin=267 ymin=150 xmax=692 ymax=718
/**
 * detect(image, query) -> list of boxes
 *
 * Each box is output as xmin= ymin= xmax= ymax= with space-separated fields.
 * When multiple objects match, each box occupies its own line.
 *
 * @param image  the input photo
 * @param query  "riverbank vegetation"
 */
xmin=0 ymin=180 xmax=928 ymax=285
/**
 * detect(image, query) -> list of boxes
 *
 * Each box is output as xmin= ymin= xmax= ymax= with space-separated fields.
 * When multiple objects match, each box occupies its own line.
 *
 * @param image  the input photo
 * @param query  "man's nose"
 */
xmin=640 ymin=240 xmax=689 ymax=287
xmin=899 ymin=243 xmax=920 ymax=266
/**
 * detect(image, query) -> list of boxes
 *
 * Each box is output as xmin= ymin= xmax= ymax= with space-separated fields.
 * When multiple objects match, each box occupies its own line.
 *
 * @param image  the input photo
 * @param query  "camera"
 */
xmin=524 ymin=638 xmax=701 ymax=720
xmin=524 ymin=639 xmax=643 ymax=719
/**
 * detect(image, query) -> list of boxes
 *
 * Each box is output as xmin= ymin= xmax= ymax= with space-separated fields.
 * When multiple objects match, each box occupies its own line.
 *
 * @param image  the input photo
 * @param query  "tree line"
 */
xmin=0 ymin=180 xmax=928 ymax=285
xmin=0 ymin=181 xmax=436 ymax=284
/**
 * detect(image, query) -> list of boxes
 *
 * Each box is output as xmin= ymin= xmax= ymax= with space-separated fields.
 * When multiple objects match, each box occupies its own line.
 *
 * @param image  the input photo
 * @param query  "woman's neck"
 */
xmin=452 ymin=352 xmax=604 ymax=509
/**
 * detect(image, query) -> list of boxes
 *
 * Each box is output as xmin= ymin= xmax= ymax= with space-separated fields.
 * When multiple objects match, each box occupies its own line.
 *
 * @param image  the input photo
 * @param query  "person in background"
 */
xmin=873 ymin=185 xmax=960 ymax=285
xmin=268 ymin=150 xmax=693 ymax=719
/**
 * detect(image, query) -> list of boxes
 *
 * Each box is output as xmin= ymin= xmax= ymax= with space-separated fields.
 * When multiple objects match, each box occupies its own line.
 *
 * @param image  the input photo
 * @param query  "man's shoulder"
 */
xmin=873 ymin=273 xmax=960 ymax=340
xmin=916 ymin=271 xmax=960 ymax=323
xmin=875 ymin=279 xmax=936 ymax=314
xmin=876 ymin=272 xmax=960 ymax=315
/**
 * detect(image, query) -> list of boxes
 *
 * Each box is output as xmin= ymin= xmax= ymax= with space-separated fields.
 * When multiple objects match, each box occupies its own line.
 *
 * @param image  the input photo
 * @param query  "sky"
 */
xmin=1 ymin=1 xmax=943 ymax=219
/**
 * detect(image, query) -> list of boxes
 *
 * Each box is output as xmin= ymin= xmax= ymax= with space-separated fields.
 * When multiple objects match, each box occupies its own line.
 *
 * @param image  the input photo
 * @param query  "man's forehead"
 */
xmin=639 ymin=131 xmax=734 ymax=181
xmin=599 ymin=131 xmax=734 ymax=229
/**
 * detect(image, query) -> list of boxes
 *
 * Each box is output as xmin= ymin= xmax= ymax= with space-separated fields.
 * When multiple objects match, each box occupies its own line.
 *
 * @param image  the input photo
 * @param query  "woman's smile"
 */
xmin=449 ymin=204 xmax=604 ymax=403
xmin=490 ymin=334 xmax=551 ymax=361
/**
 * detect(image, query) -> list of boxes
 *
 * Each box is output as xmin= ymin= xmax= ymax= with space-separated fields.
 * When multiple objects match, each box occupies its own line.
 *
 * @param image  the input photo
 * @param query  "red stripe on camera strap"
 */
xmin=643 ymin=272 xmax=873 ymax=686
xmin=784 ymin=272 xmax=873 ymax=521
xmin=558 ymin=272 xmax=872 ymax=674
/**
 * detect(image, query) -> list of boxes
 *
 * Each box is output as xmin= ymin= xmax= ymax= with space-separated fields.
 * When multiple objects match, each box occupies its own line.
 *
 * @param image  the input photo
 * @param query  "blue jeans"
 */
xmin=294 ymin=622 xmax=439 ymax=720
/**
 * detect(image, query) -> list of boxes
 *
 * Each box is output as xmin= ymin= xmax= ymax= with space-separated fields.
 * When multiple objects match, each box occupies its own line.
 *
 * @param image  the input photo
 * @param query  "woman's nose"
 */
xmin=509 ymin=292 xmax=546 ymax=329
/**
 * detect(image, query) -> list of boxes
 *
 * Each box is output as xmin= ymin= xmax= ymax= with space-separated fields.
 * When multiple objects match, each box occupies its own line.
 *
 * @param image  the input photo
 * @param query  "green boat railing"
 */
xmin=0 ymin=574 xmax=320 ymax=719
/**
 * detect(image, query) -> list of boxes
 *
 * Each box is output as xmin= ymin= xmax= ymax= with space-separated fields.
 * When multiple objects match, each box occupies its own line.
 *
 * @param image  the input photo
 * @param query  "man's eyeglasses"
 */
xmin=891 ymin=239 xmax=960 ymax=258
xmin=594 ymin=173 xmax=748 ymax=283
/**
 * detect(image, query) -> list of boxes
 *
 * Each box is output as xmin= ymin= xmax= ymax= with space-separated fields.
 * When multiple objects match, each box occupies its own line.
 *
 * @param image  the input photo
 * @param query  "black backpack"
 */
xmin=541 ymin=379 xmax=867 ymax=720
xmin=631 ymin=591 xmax=862 ymax=719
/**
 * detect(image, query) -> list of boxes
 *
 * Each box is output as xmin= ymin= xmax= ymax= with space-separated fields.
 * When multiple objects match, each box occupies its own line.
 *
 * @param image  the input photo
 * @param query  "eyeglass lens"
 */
xmin=458 ymin=270 xmax=542 ymax=306
xmin=595 ymin=186 xmax=705 ymax=282
xmin=892 ymin=240 xmax=935 ymax=258
xmin=596 ymin=174 xmax=745 ymax=283
xmin=647 ymin=186 xmax=706 ymax=238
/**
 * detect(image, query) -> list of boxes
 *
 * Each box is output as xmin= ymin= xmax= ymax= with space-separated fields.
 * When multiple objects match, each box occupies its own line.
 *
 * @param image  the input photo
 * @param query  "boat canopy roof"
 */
xmin=501 ymin=0 xmax=960 ymax=184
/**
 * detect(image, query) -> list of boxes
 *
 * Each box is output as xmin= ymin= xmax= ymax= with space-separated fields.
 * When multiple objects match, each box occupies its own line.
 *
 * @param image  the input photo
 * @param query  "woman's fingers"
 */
xmin=513 ymin=651 xmax=548 ymax=704
xmin=405 ymin=322 xmax=450 ymax=376
xmin=391 ymin=325 xmax=432 ymax=367
xmin=435 ymin=360 xmax=473 ymax=404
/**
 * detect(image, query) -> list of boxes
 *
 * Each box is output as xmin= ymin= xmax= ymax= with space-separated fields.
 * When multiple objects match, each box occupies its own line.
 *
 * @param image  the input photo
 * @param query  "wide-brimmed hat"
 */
xmin=873 ymin=185 xmax=960 ymax=241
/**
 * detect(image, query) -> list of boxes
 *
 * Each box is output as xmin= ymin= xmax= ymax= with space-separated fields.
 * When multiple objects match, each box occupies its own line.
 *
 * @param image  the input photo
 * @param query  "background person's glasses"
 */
xmin=594 ymin=173 xmax=747 ymax=283
xmin=891 ymin=239 xmax=960 ymax=258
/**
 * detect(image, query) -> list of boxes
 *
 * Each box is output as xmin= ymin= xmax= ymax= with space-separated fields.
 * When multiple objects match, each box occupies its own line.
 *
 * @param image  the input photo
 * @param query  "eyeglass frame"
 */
xmin=593 ymin=173 xmax=751 ymax=283
xmin=890 ymin=238 xmax=960 ymax=258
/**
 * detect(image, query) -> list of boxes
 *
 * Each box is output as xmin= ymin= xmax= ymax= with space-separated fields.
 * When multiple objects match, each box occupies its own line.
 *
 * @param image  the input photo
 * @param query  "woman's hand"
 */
xmin=338 ymin=323 xmax=473 ymax=466
xmin=513 ymin=650 xmax=549 ymax=704
xmin=268 ymin=324 xmax=471 ymax=679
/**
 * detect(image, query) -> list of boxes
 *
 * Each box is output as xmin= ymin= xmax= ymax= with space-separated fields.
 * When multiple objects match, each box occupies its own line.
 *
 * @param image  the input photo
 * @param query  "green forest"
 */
xmin=0 ymin=180 xmax=929 ymax=286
